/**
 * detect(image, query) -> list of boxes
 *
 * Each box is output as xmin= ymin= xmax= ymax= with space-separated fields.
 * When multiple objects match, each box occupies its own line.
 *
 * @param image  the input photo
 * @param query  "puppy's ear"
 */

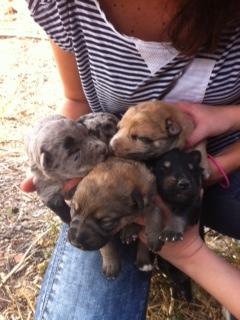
xmin=40 ymin=149 xmax=53 ymax=169
xmin=189 ymin=150 xmax=202 ymax=165
xmin=131 ymin=189 xmax=144 ymax=210
xmin=165 ymin=118 xmax=181 ymax=137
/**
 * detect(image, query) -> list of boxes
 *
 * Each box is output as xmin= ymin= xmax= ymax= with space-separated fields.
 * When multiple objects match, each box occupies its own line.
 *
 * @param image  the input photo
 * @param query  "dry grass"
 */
xmin=0 ymin=1 xmax=239 ymax=319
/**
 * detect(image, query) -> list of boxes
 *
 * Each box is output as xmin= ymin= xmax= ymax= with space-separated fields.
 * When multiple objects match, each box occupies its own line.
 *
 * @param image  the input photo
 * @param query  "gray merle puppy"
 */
xmin=25 ymin=113 xmax=119 ymax=224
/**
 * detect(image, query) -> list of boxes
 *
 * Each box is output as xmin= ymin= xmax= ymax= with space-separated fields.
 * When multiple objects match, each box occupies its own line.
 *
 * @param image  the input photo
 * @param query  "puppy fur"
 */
xmin=69 ymin=157 xmax=167 ymax=278
xmin=151 ymin=148 xmax=203 ymax=302
xmin=151 ymin=148 xmax=203 ymax=241
xmin=110 ymin=100 xmax=209 ymax=178
xmin=25 ymin=113 xmax=119 ymax=224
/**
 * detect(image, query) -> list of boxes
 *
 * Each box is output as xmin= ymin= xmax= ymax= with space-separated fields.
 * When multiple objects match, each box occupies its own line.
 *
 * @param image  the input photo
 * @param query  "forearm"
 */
xmin=222 ymin=104 xmax=240 ymax=132
xmin=207 ymin=141 xmax=240 ymax=186
xmin=50 ymin=41 xmax=91 ymax=120
xmin=171 ymin=244 xmax=240 ymax=318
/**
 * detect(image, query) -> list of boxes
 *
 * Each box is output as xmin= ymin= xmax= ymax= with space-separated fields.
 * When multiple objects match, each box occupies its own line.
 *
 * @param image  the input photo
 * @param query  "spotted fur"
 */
xmin=25 ymin=113 xmax=119 ymax=223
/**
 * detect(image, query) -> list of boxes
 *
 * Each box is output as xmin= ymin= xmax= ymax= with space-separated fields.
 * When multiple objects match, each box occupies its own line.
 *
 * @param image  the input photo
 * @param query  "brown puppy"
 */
xmin=69 ymin=157 xmax=166 ymax=278
xmin=110 ymin=100 xmax=209 ymax=178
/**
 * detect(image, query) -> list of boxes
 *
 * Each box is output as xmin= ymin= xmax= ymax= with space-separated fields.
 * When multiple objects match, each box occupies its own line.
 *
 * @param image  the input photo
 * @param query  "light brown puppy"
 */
xmin=110 ymin=100 xmax=209 ymax=178
xmin=69 ymin=157 xmax=166 ymax=278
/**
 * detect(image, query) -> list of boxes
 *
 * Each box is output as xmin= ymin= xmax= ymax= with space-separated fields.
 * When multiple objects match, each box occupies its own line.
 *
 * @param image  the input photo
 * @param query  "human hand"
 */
xmin=20 ymin=176 xmax=82 ymax=193
xmin=138 ymin=221 xmax=203 ymax=266
xmin=176 ymin=102 xmax=237 ymax=147
xmin=20 ymin=176 xmax=36 ymax=192
xmin=135 ymin=195 xmax=203 ymax=266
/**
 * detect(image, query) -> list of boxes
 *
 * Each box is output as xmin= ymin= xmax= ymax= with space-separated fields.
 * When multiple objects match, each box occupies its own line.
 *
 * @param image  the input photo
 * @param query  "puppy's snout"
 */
xmin=68 ymin=227 xmax=79 ymax=243
xmin=110 ymin=137 xmax=122 ymax=154
xmin=93 ymin=142 xmax=108 ymax=157
xmin=68 ymin=225 xmax=92 ymax=250
xmin=110 ymin=136 xmax=117 ymax=148
xmin=68 ymin=227 xmax=89 ymax=245
xmin=177 ymin=178 xmax=190 ymax=190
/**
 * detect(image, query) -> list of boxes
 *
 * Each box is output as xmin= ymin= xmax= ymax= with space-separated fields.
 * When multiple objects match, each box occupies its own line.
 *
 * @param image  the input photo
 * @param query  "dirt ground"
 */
xmin=0 ymin=1 xmax=239 ymax=319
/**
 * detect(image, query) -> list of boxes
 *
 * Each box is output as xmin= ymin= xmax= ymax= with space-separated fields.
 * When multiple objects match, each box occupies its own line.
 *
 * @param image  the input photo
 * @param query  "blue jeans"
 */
xmin=35 ymin=172 xmax=240 ymax=320
xmin=35 ymin=225 xmax=150 ymax=320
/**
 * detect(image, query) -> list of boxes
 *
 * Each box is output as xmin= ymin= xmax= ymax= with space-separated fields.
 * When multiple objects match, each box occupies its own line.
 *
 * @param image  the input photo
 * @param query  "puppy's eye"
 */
xmin=63 ymin=136 xmax=75 ymax=149
xmin=131 ymin=134 xmax=138 ymax=141
xmin=73 ymin=153 xmax=80 ymax=162
xmin=138 ymin=136 xmax=153 ymax=144
xmin=188 ymin=163 xmax=194 ymax=170
xmin=103 ymin=123 xmax=113 ymax=131
xmin=131 ymin=135 xmax=153 ymax=143
xmin=99 ymin=218 xmax=118 ymax=231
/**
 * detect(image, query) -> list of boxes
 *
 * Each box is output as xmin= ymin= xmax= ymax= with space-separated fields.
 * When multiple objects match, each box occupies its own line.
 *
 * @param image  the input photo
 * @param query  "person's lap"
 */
xmin=34 ymin=171 xmax=240 ymax=320
xmin=34 ymin=224 xmax=151 ymax=320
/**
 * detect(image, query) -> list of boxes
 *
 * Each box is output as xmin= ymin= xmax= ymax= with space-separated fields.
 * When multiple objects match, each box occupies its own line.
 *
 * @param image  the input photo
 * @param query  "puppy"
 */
xmin=150 ymin=148 xmax=203 ymax=302
xmin=110 ymin=100 xmax=209 ymax=178
xmin=25 ymin=113 xmax=119 ymax=224
xmin=151 ymin=148 xmax=203 ymax=241
xmin=69 ymin=157 xmax=166 ymax=278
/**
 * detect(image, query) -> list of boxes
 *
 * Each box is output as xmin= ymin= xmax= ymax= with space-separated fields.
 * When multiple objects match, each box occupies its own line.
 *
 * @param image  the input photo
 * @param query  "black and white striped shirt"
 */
xmin=27 ymin=0 xmax=240 ymax=154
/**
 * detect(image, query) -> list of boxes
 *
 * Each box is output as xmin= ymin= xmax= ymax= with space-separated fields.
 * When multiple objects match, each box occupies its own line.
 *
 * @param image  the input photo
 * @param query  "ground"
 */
xmin=0 ymin=1 xmax=239 ymax=319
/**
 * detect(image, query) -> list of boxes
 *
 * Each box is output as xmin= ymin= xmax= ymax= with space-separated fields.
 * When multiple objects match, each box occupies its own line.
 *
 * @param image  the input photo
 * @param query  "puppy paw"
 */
xmin=159 ymin=230 xmax=183 ymax=242
xmin=120 ymin=224 xmax=141 ymax=245
xmin=147 ymin=238 xmax=164 ymax=253
xmin=102 ymin=261 xmax=121 ymax=279
xmin=137 ymin=263 xmax=153 ymax=272
xmin=121 ymin=233 xmax=138 ymax=245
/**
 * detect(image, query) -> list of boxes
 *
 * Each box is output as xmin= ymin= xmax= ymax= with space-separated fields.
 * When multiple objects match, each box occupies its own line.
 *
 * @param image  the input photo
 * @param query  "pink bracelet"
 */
xmin=207 ymin=154 xmax=230 ymax=189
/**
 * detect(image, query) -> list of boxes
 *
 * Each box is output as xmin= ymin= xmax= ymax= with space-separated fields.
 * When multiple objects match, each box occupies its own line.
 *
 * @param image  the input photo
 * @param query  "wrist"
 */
xmin=169 ymin=241 xmax=205 ymax=273
xmin=205 ymin=141 xmax=240 ymax=186
xmin=59 ymin=98 xmax=91 ymax=120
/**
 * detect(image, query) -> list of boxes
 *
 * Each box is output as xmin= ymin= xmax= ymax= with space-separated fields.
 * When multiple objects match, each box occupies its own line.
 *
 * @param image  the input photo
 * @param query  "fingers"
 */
xmin=186 ymin=125 xmax=207 ymax=147
xmin=20 ymin=176 xmax=36 ymax=192
xmin=20 ymin=176 xmax=82 ymax=193
xmin=63 ymin=177 xmax=82 ymax=192
xmin=176 ymin=101 xmax=198 ymax=118
xmin=176 ymin=102 xmax=208 ymax=146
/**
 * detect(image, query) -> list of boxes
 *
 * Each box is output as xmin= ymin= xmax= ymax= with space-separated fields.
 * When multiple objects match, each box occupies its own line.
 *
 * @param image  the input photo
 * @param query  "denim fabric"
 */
xmin=34 ymin=224 xmax=151 ymax=320
xmin=35 ymin=172 xmax=240 ymax=320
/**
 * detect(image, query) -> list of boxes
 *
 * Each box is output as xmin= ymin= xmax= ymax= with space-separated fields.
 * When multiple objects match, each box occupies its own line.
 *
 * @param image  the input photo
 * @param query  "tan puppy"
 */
xmin=110 ymin=100 xmax=209 ymax=178
xmin=69 ymin=157 xmax=166 ymax=278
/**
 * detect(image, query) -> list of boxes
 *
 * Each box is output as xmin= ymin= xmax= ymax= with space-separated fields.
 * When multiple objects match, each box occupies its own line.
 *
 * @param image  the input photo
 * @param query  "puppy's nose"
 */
xmin=177 ymin=178 xmax=190 ymax=190
xmin=109 ymin=137 xmax=120 ymax=154
xmin=68 ymin=227 xmax=89 ymax=247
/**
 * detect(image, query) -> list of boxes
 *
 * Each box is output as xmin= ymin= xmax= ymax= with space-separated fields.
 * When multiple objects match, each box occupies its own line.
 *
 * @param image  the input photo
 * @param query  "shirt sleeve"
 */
xmin=25 ymin=0 xmax=73 ymax=52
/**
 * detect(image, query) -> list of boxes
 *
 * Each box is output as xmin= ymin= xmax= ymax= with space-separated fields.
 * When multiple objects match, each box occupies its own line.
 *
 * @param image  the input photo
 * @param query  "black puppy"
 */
xmin=150 ymin=148 xmax=204 ymax=301
xmin=152 ymin=148 xmax=203 ymax=242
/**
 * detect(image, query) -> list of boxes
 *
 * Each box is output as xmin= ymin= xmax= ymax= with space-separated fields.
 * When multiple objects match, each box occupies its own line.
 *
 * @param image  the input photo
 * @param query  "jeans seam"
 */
xmin=38 ymin=224 xmax=68 ymax=320
xmin=139 ymin=280 xmax=151 ymax=320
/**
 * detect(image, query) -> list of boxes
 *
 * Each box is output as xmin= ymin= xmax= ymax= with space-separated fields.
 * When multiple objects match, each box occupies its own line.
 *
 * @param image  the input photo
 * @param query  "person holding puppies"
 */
xmin=22 ymin=0 xmax=240 ymax=319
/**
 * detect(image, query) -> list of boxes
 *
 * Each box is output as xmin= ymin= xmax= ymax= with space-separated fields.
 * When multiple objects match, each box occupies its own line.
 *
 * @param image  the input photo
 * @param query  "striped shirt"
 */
xmin=26 ymin=0 xmax=240 ymax=154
